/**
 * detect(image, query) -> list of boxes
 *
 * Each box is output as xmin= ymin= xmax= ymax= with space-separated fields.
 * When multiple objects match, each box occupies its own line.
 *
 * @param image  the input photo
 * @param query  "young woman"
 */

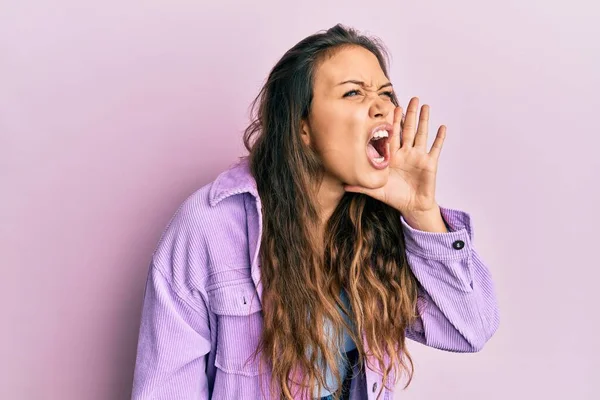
xmin=131 ymin=24 xmax=500 ymax=400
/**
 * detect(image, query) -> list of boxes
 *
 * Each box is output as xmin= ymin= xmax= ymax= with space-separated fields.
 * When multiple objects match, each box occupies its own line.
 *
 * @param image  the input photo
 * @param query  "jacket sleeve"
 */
xmin=402 ymin=206 xmax=500 ymax=352
xmin=131 ymin=263 xmax=211 ymax=399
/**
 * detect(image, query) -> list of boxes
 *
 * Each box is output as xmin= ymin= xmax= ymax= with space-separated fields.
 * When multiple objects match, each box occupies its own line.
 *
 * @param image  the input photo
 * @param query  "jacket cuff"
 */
xmin=400 ymin=206 xmax=474 ymax=260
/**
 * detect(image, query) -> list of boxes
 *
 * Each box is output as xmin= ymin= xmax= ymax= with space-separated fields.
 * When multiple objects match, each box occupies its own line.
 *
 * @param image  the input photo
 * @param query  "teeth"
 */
xmin=371 ymin=129 xmax=389 ymax=140
xmin=373 ymin=156 xmax=384 ymax=163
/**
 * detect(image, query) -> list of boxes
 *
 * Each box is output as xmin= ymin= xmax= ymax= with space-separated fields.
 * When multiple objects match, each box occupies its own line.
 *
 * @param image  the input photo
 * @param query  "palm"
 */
xmin=346 ymin=97 xmax=446 ymax=214
xmin=386 ymin=143 xmax=438 ymax=213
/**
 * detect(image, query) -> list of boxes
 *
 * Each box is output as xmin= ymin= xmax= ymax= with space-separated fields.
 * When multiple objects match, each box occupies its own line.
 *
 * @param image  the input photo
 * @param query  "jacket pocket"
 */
xmin=207 ymin=280 xmax=264 ymax=376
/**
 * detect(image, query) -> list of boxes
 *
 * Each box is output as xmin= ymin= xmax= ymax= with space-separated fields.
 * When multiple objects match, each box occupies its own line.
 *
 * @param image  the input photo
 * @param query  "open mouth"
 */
xmin=366 ymin=127 xmax=391 ymax=168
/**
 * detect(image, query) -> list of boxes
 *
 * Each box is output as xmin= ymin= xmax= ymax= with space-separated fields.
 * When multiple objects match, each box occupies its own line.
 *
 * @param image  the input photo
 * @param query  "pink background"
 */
xmin=1 ymin=0 xmax=598 ymax=399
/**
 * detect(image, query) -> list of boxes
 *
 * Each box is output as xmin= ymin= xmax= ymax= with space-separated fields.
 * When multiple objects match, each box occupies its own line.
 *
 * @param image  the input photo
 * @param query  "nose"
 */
xmin=368 ymin=95 xmax=391 ymax=119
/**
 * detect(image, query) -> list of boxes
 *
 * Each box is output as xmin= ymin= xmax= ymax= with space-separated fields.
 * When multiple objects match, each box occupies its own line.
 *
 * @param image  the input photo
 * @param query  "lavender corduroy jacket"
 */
xmin=131 ymin=158 xmax=500 ymax=400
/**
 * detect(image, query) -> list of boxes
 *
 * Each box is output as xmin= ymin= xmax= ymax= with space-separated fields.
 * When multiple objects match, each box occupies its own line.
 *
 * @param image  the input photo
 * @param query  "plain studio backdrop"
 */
xmin=1 ymin=0 xmax=598 ymax=399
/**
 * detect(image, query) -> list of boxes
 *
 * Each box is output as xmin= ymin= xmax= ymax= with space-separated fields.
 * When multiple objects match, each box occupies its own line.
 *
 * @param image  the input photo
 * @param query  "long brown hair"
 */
xmin=243 ymin=24 xmax=420 ymax=400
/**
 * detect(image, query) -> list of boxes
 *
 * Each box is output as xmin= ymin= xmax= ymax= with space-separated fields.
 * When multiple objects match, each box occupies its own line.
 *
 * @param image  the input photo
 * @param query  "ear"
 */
xmin=300 ymin=118 xmax=311 ymax=146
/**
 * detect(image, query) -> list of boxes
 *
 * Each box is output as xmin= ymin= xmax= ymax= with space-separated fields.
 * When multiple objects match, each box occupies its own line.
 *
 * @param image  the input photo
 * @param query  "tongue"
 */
xmin=367 ymin=142 xmax=381 ymax=160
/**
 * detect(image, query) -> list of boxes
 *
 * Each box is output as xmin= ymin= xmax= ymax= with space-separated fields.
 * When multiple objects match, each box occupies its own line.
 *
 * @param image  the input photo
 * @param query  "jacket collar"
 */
xmin=209 ymin=156 xmax=264 ymax=306
xmin=208 ymin=157 xmax=260 ymax=206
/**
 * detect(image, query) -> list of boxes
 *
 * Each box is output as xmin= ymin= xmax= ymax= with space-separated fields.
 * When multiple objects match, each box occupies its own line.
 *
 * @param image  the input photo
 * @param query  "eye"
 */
xmin=343 ymin=89 xmax=361 ymax=97
xmin=343 ymin=89 xmax=395 ymax=99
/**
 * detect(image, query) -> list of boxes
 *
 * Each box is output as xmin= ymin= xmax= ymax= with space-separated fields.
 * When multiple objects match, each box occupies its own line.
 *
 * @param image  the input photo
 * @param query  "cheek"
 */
xmin=314 ymin=110 xmax=363 ymax=150
xmin=313 ymin=125 xmax=361 ymax=158
xmin=308 ymin=102 xmax=368 ymax=167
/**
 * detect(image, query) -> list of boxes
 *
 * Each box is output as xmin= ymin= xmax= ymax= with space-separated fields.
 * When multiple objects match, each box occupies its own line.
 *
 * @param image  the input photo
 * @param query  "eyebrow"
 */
xmin=336 ymin=80 xmax=393 ymax=90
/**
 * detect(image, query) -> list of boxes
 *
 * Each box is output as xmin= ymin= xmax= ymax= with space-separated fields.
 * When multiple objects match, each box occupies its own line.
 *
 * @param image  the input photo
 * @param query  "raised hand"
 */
xmin=345 ymin=97 xmax=446 ymax=215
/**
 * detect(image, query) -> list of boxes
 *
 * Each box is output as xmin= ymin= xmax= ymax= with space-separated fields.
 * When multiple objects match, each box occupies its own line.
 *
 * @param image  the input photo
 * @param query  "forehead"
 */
xmin=314 ymin=45 xmax=388 ymax=89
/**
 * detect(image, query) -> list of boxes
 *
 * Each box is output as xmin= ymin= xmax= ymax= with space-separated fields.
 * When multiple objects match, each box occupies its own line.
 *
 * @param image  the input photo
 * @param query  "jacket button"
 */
xmin=372 ymin=382 xmax=378 ymax=392
xmin=452 ymin=240 xmax=465 ymax=250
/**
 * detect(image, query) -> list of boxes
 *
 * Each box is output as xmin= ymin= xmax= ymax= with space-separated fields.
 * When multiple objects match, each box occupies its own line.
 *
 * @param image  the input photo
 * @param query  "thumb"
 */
xmin=389 ymin=106 xmax=403 ymax=151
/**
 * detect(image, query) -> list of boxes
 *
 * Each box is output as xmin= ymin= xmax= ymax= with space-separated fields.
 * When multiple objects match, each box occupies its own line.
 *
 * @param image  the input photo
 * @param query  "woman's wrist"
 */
xmin=401 ymin=204 xmax=449 ymax=233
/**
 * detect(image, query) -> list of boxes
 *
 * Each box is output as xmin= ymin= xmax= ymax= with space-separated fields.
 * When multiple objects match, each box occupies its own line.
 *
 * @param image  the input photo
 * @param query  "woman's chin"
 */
xmin=355 ymin=170 xmax=389 ymax=190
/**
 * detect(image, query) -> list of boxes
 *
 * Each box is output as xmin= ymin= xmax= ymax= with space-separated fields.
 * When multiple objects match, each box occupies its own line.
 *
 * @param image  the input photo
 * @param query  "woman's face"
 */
xmin=301 ymin=45 xmax=397 ymax=190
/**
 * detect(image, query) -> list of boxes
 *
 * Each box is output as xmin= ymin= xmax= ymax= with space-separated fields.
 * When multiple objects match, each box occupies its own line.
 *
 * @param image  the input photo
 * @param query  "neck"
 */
xmin=315 ymin=173 xmax=346 ymax=230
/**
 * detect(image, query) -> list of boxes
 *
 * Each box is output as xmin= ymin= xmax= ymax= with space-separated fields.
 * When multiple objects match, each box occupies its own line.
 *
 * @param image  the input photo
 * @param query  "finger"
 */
xmin=402 ymin=97 xmax=419 ymax=147
xmin=413 ymin=104 xmax=429 ymax=150
xmin=389 ymin=106 xmax=402 ymax=151
xmin=428 ymin=125 xmax=446 ymax=160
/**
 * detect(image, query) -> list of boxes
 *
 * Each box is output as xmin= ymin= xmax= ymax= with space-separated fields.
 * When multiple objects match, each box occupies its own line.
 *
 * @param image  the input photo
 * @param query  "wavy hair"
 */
xmin=243 ymin=24 xmax=420 ymax=400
